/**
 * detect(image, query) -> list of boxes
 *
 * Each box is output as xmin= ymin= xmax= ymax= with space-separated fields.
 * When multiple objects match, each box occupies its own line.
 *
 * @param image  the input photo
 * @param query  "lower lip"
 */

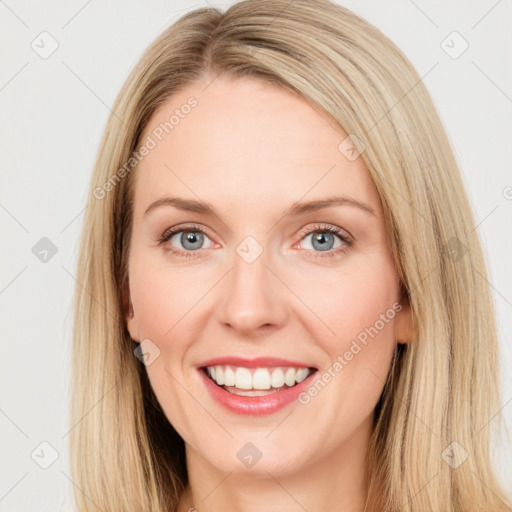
xmin=198 ymin=368 xmax=316 ymax=416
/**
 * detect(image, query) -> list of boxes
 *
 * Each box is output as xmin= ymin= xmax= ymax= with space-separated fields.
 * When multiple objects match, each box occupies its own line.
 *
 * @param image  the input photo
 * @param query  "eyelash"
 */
xmin=156 ymin=223 xmax=354 ymax=260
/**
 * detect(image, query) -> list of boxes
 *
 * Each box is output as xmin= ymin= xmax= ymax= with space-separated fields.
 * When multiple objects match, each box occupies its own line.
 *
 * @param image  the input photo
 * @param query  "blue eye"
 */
xmin=157 ymin=223 xmax=353 ymax=259
xmin=171 ymin=230 xmax=208 ymax=251
xmin=302 ymin=230 xmax=342 ymax=252
xmin=295 ymin=224 xmax=353 ymax=259
xmin=157 ymin=224 xmax=213 ymax=258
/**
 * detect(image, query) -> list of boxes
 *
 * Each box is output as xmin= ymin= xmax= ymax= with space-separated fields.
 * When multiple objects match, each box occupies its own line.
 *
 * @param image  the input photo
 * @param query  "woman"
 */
xmin=70 ymin=0 xmax=512 ymax=510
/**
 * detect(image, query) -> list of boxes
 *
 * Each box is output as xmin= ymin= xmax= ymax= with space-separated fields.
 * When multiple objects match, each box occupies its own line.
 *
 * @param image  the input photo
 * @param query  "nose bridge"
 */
xmin=219 ymin=237 xmax=287 ymax=334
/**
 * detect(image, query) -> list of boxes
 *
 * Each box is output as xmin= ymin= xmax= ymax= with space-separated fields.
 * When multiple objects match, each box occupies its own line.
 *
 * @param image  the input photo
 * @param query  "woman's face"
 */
xmin=125 ymin=75 xmax=410 ymax=477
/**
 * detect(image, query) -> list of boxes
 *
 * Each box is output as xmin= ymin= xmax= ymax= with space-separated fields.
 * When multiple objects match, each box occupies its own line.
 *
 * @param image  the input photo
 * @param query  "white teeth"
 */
xmin=206 ymin=365 xmax=313 ymax=391
xmin=224 ymin=367 xmax=235 ymax=386
xmin=284 ymin=367 xmax=296 ymax=386
xmin=253 ymin=368 xmax=271 ymax=390
xmin=296 ymin=368 xmax=308 ymax=383
xmin=270 ymin=368 xmax=285 ymax=388
xmin=215 ymin=366 xmax=224 ymax=385
xmin=235 ymin=367 xmax=253 ymax=389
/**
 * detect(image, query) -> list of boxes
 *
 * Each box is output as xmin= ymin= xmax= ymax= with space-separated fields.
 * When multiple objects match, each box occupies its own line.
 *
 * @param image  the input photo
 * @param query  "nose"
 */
xmin=217 ymin=246 xmax=289 ymax=337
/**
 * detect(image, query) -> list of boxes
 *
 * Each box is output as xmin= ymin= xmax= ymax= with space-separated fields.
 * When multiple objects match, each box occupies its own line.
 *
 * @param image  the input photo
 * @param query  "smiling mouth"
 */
xmin=201 ymin=364 xmax=318 ymax=397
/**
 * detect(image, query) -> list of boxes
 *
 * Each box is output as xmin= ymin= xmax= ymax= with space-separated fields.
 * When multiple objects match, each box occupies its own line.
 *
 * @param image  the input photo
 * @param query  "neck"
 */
xmin=177 ymin=415 xmax=373 ymax=512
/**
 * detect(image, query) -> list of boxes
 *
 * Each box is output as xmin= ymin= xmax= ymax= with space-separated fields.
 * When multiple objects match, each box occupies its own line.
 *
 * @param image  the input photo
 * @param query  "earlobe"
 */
xmin=394 ymin=301 xmax=414 ymax=344
xmin=123 ymin=285 xmax=140 ymax=342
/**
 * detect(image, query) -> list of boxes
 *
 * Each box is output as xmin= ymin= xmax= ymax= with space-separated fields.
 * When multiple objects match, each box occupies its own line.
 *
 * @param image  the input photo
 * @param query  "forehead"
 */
xmin=133 ymin=75 xmax=381 ymax=217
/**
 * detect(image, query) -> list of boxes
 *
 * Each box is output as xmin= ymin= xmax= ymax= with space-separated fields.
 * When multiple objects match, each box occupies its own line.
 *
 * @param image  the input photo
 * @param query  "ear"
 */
xmin=123 ymin=283 xmax=140 ymax=342
xmin=394 ymin=298 xmax=414 ymax=345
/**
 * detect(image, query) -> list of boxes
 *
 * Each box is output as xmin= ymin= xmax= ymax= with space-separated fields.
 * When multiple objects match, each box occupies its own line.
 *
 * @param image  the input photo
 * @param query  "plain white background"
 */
xmin=1 ymin=0 xmax=511 ymax=510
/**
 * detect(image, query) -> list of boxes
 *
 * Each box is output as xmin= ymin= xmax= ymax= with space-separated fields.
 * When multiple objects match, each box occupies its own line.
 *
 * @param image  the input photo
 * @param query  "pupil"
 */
xmin=182 ymin=231 xmax=203 ymax=250
xmin=313 ymin=232 xmax=334 ymax=251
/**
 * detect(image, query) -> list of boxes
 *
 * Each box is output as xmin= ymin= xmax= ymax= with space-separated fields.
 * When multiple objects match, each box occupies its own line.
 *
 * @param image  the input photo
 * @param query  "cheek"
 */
xmin=292 ymin=255 xmax=400 ymax=347
xmin=133 ymin=276 xmax=177 ymax=339
xmin=128 ymin=257 xmax=213 ymax=442
xmin=129 ymin=254 xmax=211 ymax=342
xmin=294 ymin=256 xmax=400 ymax=402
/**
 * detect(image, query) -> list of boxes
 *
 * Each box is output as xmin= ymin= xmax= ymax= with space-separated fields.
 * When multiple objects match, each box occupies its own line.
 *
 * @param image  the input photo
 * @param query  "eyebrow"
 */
xmin=144 ymin=195 xmax=376 ymax=218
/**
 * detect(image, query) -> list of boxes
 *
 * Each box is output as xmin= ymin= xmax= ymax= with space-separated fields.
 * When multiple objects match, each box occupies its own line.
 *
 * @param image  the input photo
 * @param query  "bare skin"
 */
xmin=125 ymin=74 xmax=411 ymax=512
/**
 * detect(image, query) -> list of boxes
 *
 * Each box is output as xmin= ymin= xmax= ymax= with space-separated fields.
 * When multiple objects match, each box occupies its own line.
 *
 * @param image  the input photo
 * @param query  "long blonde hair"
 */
xmin=69 ymin=0 xmax=511 ymax=510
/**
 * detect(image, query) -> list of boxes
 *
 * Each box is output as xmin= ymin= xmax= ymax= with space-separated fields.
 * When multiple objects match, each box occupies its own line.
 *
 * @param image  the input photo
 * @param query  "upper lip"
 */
xmin=198 ymin=356 xmax=317 ymax=369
